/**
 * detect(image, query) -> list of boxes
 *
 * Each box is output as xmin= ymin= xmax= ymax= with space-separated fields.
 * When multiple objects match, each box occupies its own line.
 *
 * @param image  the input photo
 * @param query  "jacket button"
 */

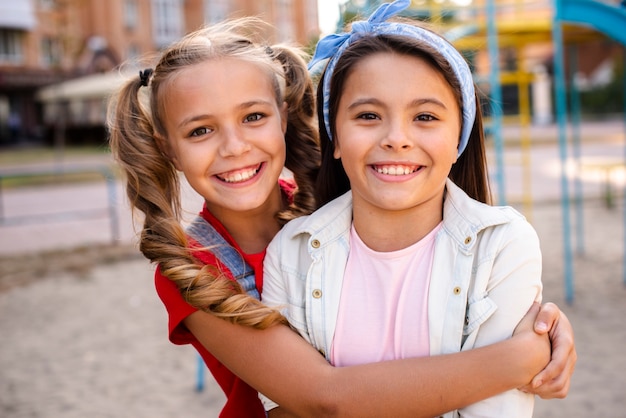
xmin=312 ymin=289 xmax=322 ymax=298
xmin=464 ymin=236 xmax=472 ymax=244
xmin=311 ymin=239 xmax=321 ymax=248
xmin=453 ymin=286 xmax=462 ymax=295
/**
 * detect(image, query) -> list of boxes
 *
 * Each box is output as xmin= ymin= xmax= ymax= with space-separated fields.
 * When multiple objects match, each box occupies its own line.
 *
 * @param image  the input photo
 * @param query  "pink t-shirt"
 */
xmin=331 ymin=222 xmax=442 ymax=367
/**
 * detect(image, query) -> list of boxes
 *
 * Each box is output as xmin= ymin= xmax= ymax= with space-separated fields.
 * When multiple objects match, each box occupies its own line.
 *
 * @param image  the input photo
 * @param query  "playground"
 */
xmin=1 ymin=128 xmax=626 ymax=416
xmin=438 ymin=0 xmax=626 ymax=303
xmin=1 ymin=1 xmax=626 ymax=416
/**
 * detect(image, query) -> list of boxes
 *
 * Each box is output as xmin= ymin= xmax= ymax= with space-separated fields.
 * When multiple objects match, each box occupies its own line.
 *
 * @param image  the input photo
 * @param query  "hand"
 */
xmin=520 ymin=302 xmax=577 ymax=398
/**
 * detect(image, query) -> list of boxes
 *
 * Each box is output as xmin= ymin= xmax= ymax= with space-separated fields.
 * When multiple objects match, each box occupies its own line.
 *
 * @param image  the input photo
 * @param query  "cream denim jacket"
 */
xmin=262 ymin=179 xmax=542 ymax=417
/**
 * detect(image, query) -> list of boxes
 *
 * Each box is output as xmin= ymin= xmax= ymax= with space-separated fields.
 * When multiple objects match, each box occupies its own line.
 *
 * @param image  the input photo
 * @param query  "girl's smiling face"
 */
xmin=161 ymin=57 xmax=287 ymax=217
xmin=334 ymin=51 xmax=461 ymax=218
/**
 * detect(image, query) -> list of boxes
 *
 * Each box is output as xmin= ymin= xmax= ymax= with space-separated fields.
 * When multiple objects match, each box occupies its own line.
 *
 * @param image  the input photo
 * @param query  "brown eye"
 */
xmin=416 ymin=114 xmax=436 ymax=122
xmin=244 ymin=113 xmax=264 ymax=123
xmin=190 ymin=127 xmax=211 ymax=137
xmin=357 ymin=112 xmax=378 ymax=120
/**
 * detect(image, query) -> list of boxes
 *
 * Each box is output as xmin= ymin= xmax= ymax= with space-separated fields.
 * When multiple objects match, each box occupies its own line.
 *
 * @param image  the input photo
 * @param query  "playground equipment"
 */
xmin=447 ymin=1 xmax=605 ymax=208
xmin=552 ymin=0 xmax=626 ymax=303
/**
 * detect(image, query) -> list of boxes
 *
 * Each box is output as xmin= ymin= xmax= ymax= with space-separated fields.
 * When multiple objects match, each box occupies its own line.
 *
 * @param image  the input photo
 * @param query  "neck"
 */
xmin=352 ymin=191 xmax=445 ymax=253
xmin=209 ymin=185 xmax=284 ymax=254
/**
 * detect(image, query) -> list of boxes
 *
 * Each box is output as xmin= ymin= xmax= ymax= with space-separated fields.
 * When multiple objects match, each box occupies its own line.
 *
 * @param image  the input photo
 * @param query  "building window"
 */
xmin=0 ymin=29 xmax=23 ymax=65
xmin=204 ymin=0 xmax=230 ymax=24
xmin=152 ymin=0 xmax=183 ymax=48
xmin=124 ymin=0 xmax=138 ymax=30
xmin=40 ymin=36 xmax=61 ymax=67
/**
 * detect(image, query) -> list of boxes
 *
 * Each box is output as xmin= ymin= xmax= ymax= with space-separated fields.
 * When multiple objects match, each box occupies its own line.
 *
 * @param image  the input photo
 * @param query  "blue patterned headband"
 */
xmin=309 ymin=0 xmax=475 ymax=156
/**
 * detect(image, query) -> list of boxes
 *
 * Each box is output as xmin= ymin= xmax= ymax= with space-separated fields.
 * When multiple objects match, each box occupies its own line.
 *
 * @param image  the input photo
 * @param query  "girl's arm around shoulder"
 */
xmin=183 ymin=305 xmax=549 ymax=418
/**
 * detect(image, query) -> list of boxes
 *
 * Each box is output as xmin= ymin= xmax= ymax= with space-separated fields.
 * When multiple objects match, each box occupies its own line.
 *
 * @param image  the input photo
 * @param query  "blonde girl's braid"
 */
xmin=270 ymin=45 xmax=320 ymax=224
xmin=108 ymin=19 xmax=290 ymax=329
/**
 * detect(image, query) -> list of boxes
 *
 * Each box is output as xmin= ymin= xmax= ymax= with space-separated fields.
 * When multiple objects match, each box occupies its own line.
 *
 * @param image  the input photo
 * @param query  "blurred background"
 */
xmin=1 ymin=0 xmax=626 ymax=417
xmin=0 ymin=0 xmax=623 ymax=149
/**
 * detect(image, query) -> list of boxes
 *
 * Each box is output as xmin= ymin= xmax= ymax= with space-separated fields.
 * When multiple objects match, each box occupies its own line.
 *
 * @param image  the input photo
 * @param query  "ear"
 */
xmin=333 ymin=142 xmax=341 ymax=160
xmin=280 ymin=101 xmax=288 ymax=134
xmin=453 ymin=132 xmax=461 ymax=162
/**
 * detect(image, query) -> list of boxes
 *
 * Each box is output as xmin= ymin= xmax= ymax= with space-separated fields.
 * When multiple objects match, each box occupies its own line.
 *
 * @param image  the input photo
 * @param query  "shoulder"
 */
xmin=445 ymin=179 xmax=526 ymax=225
xmin=443 ymin=179 xmax=537 ymax=244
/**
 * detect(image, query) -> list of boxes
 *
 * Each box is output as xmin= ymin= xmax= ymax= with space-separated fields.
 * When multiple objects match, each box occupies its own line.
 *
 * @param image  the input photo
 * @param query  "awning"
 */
xmin=36 ymin=71 xmax=132 ymax=103
xmin=0 ymin=0 xmax=36 ymax=30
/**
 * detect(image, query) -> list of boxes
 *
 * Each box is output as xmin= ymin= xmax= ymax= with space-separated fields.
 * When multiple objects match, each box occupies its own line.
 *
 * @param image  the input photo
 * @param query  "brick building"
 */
xmin=0 ymin=0 xmax=320 ymax=146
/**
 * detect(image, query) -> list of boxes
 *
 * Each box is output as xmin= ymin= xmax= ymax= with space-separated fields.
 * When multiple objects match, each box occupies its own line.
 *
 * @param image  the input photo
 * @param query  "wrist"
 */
xmin=510 ymin=332 xmax=550 ymax=384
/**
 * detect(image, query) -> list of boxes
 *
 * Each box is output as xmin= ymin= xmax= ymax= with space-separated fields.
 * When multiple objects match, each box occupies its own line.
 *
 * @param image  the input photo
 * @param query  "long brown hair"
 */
xmin=315 ymin=28 xmax=491 ymax=207
xmin=108 ymin=18 xmax=319 ymax=328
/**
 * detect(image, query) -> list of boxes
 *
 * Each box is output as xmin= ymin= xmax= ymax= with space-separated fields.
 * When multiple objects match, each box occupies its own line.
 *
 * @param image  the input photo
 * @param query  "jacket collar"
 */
xmin=289 ymin=191 xmax=353 ymax=246
xmin=442 ymin=178 xmax=516 ymax=250
xmin=290 ymin=179 xmax=515 ymax=249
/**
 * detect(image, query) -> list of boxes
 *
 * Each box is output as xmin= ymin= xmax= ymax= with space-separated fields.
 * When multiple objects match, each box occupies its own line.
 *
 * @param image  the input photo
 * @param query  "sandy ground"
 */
xmin=1 ymin=121 xmax=626 ymax=417
xmin=2 ymin=201 xmax=626 ymax=417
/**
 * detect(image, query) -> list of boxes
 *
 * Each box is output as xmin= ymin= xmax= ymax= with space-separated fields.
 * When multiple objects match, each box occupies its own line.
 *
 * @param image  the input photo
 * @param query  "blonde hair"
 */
xmin=108 ymin=18 xmax=319 ymax=328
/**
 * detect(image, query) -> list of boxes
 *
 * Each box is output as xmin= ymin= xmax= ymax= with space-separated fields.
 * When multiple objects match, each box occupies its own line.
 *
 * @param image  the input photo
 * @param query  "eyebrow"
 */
xmin=346 ymin=97 xmax=448 ymax=110
xmin=177 ymin=99 xmax=275 ymax=129
xmin=410 ymin=97 xmax=448 ymax=109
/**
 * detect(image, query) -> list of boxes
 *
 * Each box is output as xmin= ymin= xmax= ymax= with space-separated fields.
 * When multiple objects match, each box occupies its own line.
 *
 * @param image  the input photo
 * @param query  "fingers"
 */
xmin=519 ymin=374 xmax=570 ymax=399
xmin=526 ymin=351 xmax=574 ymax=399
xmin=522 ymin=309 xmax=577 ymax=399
xmin=533 ymin=302 xmax=560 ymax=335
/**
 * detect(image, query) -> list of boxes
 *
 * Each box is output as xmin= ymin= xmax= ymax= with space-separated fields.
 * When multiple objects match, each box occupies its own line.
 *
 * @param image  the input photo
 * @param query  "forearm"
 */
xmin=185 ymin=311 xmax=546 ymax=418
xmin=317 ymin=333 xmax=546 ymax=418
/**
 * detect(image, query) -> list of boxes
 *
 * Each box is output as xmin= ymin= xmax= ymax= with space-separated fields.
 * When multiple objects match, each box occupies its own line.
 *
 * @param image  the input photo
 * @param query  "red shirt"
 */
xmin=155 ymin=180 xmax=296 ymax=417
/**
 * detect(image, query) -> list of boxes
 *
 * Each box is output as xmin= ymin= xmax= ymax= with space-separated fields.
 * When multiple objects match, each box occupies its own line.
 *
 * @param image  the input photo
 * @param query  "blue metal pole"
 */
xmin=196 ymin=353 xmax=205 ymax=392
xmin=486 ymin=0 xmax=506 ymax=205
xmin=553 ymin=0 xmax=575 ymax=303
xmin=568 ymin=45 xmax=585 ymax=256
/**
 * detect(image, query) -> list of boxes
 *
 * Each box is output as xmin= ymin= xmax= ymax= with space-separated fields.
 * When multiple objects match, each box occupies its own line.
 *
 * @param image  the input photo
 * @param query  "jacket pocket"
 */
xmin=463 ymin=293 xmax=497 ymax=336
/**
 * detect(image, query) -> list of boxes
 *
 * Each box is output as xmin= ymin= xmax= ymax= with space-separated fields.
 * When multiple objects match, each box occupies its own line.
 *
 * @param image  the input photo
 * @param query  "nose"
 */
xmin=380 ymin=119 xmax=413 ymax=151
xmin=219 ymin=126 xmax=251 ymax=157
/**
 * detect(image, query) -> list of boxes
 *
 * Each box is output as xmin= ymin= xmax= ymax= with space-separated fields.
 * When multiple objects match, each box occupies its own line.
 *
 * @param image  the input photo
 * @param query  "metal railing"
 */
xmin=0 ymin=165 xmax=120 ymax=244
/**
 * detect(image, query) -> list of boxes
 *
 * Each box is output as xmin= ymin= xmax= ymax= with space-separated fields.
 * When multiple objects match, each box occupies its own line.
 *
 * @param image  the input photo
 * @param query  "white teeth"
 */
xmin=376 ymin=165 xmax=416 ymax=176
xmin=221 ymin=167 xmax=258 ymax=183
